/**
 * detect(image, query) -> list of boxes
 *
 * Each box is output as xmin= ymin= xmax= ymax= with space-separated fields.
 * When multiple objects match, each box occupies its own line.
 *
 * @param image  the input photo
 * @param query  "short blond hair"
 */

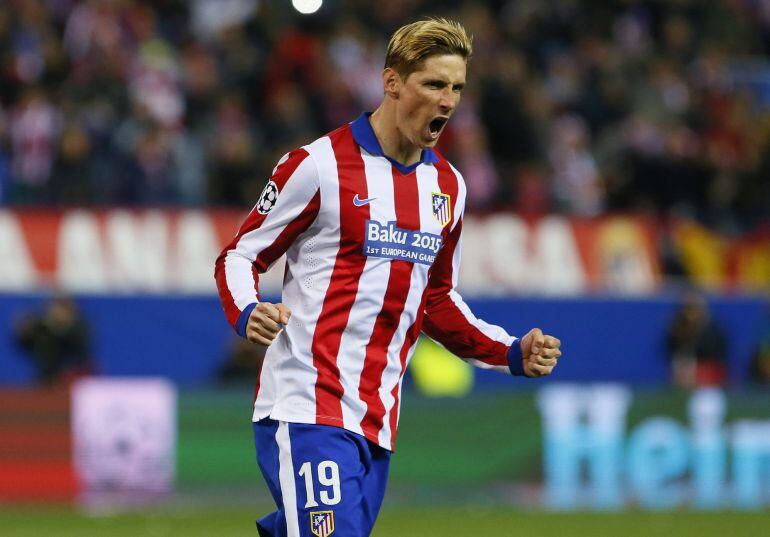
xmin=385 ymin=18 xmax=473 ymax=79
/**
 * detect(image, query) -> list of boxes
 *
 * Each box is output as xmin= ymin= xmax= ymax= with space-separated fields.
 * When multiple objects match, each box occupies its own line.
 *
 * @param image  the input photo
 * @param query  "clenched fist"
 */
xmin=246 ymin=302 xmax=292 ymax=346
xmin=519 ymin=327 xmax=562 ymax=377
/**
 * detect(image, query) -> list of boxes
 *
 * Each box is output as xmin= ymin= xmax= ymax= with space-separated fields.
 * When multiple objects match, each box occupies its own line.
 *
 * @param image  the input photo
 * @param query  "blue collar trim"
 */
xmin=350 ymin=112 xmax=438 ymax=175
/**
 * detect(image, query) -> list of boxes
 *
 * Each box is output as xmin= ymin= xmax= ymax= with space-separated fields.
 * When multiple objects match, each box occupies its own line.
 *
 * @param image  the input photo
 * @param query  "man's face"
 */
xmin=395 ymin=54 xmax=466 ymax=149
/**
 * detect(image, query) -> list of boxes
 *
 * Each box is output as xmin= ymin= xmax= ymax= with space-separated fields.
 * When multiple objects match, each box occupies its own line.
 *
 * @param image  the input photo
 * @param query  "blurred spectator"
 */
xmin=664 ymin=291 xmax=728 ymax=388
xmin=0 ymin=0 xmax=766 ymax=234
xmin=0 ymin=103 xmax=10 ymax=202
xmin=749 ymin=339 xmax=770 ymax=385
xmin=13 ymin=295 xmax=93 ymax=385
xmin=208 ymin=93 xmax=259 ymax=205
xmin=549 ymin=113 xmax=604 ymax=216
xmin=749 ymin=304 xmax=770 ymax=385
xmin=217 ymin=337 xmax=264 ymax=384
xmin=8 ymin=87 xmax=59 ymax=203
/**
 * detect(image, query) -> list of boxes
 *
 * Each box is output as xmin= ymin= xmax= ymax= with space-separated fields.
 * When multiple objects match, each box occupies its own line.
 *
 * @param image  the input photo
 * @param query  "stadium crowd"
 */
xmin=0 ymin=0 xmax=769 ymax=234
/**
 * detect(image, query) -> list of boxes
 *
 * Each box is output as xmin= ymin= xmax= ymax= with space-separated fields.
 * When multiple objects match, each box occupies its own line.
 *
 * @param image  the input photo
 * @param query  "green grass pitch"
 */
xmin=1 ymin=506 xmax=768 ymax=536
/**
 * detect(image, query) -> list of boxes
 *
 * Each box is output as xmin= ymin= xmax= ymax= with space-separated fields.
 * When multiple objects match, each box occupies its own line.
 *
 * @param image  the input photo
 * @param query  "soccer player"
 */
xmin=215 ymin=18 xmax=562 ymax=537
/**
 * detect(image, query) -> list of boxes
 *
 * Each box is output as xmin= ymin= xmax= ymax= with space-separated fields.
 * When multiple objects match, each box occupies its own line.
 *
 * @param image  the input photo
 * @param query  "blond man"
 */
xmin=215 ymin=18 xmax=562 ymax=537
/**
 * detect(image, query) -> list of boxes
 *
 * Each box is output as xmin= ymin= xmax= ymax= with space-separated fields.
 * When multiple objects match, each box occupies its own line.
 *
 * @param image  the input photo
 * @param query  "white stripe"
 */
xmin=233 ymin=157 xmax=317 ymax=263
xmin=384 ymin=336 xmax=420 ymax=437
xmin=467 ymin=357 xmax=510 ymax=373
xmin=336 ymin=150 xmax=393 ymax=434
xmin=378 ymin=309 xmax=419 ymax=447
xmin=225 ymin=154 xmax=319 ymax=311
xmin=259 ymin=136 xmax=338 ymax=422
xmin=377 ymin=163 xmax=437 ymax=446
xmin=448 ymin=289 xmax=514 ymax=345
xmin=271 ymin=152 xmax=291 ymax=176
xmin=443 ymin=172 xmax=513 ymax=351
xmin=276 ymin=421 xmax=300 ymax=537
xmin=447 ymin=162 xmax=467 ymax=232
xmin=418 ymin=163 xmax=441 ymax=233
xmin=430 ymin=163 xmax=515 ymax=374
xmin=223 ymin=253 xmax=256 ymax=310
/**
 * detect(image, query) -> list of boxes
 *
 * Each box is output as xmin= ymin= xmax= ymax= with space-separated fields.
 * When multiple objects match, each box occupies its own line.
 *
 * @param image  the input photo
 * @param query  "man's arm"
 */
xmin=422 ymin=217 xmax=561 ymax=377
xmin=214 ymin=148 xmax=319 ymax=345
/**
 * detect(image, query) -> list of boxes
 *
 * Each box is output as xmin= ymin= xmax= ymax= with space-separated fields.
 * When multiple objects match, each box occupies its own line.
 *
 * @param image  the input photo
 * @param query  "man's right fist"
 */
xmin=246 ymin=302 xmax=292 ymax=346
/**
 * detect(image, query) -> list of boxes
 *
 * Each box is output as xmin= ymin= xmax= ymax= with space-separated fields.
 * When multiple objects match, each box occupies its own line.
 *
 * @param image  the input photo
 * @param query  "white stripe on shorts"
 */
xmin=276 ymin=421 xmax=300 ymax=537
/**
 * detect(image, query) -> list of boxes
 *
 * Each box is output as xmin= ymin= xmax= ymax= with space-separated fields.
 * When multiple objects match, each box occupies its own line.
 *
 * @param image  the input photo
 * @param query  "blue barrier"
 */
xmin=0 ymin=294 xmax=766 ymax=386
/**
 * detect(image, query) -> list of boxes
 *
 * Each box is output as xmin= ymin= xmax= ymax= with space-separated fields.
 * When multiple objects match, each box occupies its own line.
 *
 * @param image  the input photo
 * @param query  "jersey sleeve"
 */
xmin=421 ymin=216 xmax=525 ymax=376
xmin=214 ymin=148 xmax=320 ymax=337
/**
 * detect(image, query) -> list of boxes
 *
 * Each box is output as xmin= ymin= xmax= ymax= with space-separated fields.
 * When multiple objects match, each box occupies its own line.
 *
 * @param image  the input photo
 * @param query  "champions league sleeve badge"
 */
xmin=432 ymin=192 xmax=451 ymax=228
xmin=310 ymin=511 xmax=335 ymax=536
xmin=256 ymin=180 xmax=279 ymax=214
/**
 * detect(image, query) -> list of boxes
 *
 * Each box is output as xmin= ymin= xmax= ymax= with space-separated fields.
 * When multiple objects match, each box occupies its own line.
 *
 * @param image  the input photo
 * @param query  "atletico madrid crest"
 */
xmin=310 ymin=511 xmax=335 ymax=537
xmin=432 ymin=192 xmax=451 ymax=228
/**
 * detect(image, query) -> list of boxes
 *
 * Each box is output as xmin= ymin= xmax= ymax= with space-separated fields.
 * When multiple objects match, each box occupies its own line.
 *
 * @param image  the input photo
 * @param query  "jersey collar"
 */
xmin=350 ymin=112 xmax=439 ymax=175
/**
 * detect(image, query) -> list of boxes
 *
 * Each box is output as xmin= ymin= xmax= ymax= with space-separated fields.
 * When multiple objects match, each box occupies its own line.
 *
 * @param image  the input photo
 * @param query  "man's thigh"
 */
xmin=254 ymin=419 xmax=390 ymax=537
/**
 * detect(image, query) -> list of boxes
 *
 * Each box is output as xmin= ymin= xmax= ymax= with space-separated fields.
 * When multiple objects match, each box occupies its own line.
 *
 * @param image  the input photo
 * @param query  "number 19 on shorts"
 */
xmin=298 ymin=460 xmax=341 ymax=508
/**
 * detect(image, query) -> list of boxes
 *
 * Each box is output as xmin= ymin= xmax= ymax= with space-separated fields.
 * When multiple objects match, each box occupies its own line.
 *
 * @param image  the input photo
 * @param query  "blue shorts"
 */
xmin=253 ymin=419 xmax=391 ymax=537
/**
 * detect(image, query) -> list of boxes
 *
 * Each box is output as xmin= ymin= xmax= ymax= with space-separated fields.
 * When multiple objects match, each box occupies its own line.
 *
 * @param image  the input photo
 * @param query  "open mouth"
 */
xmin=428 ymin=117 xmax=448 ymax=137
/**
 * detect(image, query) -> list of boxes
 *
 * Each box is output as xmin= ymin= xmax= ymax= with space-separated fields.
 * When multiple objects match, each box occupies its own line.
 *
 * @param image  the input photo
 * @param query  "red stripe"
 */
xmin=426 ymin=217 xmax=462 ymax=302
xmin=250 ymin=196 xmax=320 ymax=403
xmin=251 ymin=265 xmax=261 ymax=301
xmin=387 ymin=155 xmax=461 ymax=449
xmin=425 ymin=156 xmax=462 ymax=306
xmin=358 ymin=166 xmax=420 ymax=444
xmin=214 ymin=148 xmax=311 ymax=329
xmin=214 ymin=258 xmax=241 ymax=328
xmin=424 ymin=157 xmax=509 ymax=368
xmin=250 ymin=191 xmax=321 ymax=404
xmin=235 ymin=149 xmax=310 ymax=238
xmin=423 ymin=220 xmax=510 ymax=365
xmin=388 ymin=287 xmax=429 ymax=450
xmin=253 ymin=355 xmax=264 ymax=404
xmin=433 ymin=155 xmax=460 ymax=240
xmin=311 ymin=126 xmax=368 ymax=426
xmin=423 ymin=288 xmax=510 ymax=366
xmin=255 ymin=191 xmax=320 ymax=271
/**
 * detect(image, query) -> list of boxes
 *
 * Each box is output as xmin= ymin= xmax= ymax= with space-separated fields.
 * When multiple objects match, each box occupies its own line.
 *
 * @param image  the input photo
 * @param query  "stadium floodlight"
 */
xmin=292 ymin=0 xmax=322 ymax=15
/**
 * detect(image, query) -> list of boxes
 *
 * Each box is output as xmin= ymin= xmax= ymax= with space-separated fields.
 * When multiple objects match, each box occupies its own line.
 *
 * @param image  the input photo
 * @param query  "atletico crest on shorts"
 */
xmin=310 ymin=511 xmax=335 ymax=536
xmin=432 ymin=192 xmax=451 ymax=228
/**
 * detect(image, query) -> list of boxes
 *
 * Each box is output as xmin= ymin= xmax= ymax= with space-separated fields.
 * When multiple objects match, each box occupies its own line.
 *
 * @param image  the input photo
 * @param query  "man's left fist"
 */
xmin=519 ymin=328 xmax=562 ymax=377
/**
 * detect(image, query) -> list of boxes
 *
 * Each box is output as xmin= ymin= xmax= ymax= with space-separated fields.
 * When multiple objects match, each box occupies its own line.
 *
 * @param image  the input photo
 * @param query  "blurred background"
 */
xmin=1 ymin=0 xmax=769 ymax=535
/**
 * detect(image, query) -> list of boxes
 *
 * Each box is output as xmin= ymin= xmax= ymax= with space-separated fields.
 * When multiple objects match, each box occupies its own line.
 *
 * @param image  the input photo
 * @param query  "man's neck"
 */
xmin=369 ymin=106 xmax=422 ymax=167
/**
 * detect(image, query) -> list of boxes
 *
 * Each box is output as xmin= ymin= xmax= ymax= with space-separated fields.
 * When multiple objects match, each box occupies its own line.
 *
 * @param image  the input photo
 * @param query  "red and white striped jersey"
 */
xmin=215 ymin=113 xmax=523 ymax=451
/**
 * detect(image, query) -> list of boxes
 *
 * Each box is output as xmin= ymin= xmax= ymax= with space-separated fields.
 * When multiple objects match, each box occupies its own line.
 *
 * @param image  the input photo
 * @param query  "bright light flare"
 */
xmin=292 ymin=0 xmax=322 ymax=15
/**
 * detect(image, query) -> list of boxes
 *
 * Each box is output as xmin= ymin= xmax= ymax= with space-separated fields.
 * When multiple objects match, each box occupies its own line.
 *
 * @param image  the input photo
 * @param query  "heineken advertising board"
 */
xmin=177 ymin=386 xmax=770 ymax=511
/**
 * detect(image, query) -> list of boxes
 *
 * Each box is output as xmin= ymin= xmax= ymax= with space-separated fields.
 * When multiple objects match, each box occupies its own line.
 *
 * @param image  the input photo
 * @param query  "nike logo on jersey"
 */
xmin=353 ymin=194 xmax=377 ymax=206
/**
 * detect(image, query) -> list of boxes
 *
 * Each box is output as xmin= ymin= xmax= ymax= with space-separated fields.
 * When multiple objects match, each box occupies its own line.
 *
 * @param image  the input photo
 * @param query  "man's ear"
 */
xmin=383 ymin=67 xmax=401 ymax=99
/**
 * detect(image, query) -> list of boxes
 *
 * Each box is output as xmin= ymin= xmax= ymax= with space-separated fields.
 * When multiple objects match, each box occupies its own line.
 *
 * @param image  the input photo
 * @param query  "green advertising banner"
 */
xmin=178 ymin=386 xmax=770 ymax=510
